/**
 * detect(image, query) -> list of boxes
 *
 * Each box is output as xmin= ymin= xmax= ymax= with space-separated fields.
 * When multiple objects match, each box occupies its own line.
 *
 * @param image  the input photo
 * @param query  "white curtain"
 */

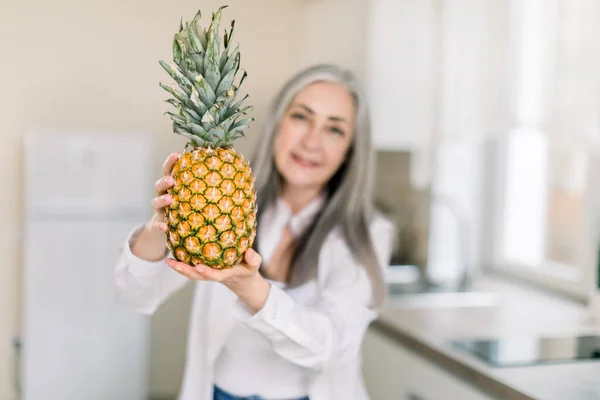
xmin=434 ymin=0 xmax=600 ymax=146
xmin=423 ymin=0 xmax=600 ymax=190
xmin=543 ymin=0 xmax=600 ymax=149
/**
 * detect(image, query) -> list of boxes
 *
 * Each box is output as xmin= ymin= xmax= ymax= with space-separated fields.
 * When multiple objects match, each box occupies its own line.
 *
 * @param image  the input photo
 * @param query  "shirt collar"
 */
xmin=276 ymin=192 xmax=326 ymax=236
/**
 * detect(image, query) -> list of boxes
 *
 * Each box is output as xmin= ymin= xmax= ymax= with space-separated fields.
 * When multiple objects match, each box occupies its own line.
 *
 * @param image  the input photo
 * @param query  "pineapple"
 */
xmin=159 ymin=6 xmax=257 ymax=269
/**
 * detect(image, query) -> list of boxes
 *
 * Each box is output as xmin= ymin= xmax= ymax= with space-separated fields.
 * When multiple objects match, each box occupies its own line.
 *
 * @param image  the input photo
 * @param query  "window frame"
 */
xmin=485 ymin=130 xmax=598 ymax=303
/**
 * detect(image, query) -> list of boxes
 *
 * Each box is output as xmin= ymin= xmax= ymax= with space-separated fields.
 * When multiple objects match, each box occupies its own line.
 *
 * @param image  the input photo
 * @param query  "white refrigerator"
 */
xmin=21 ymin=131 xmax=156 ymax=400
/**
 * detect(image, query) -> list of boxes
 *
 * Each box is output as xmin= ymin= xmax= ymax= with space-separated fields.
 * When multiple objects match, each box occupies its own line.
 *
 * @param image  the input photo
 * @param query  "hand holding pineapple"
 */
xmin=149 ymin=152 xmax=180 ymax=233
xmin=131 ymin=146 xmax=269 ymax=311
xmin=165 ymin=246 xmax=270 ymax=313
xmin=130 ymin=152 xmax=180 ymax=261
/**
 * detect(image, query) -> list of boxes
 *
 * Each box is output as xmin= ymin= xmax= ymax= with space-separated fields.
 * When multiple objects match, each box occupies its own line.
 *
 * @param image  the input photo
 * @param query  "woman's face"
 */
xmin=274 ymin=81 xmax=355 ymax=194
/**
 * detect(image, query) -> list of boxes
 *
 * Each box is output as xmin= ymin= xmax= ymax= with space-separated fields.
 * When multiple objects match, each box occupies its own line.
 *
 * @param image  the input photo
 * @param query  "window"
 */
xmin=488 ymin=0 xmax=599 ymax=300
xmin=492 ymin=129 xmax=592 ymax=299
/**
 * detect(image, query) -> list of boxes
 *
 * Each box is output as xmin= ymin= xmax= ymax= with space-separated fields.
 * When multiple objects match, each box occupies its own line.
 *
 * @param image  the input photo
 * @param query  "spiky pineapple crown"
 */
xmin=159 ymin=5 xmax=253 ymax=149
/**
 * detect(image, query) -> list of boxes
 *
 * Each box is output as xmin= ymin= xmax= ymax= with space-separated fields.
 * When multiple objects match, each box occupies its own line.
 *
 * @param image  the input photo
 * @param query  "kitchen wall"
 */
xmin=296 ymin=0 xmax=368 ymax=80
xmin=0 ymin=0 xmax=373 ymax=398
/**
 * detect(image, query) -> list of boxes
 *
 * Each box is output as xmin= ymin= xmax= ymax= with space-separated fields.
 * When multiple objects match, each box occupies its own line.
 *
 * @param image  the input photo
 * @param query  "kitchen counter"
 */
xmin=369 ymin=275 xmax=600 ymax=400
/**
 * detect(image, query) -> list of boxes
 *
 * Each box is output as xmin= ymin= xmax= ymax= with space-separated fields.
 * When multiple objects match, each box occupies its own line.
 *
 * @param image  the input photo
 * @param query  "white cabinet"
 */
xmin=365 ymin=0 xmax=510 ymax=153
xmin=362 ymin=327 xmax=493 ymax=400
xmin=365 ymin=0 xmax=438 ymax=151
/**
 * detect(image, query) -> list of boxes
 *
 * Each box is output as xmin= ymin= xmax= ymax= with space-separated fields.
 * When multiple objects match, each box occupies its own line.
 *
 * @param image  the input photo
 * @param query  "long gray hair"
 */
xmin=250 ymin=64 xmax=387 ymax=308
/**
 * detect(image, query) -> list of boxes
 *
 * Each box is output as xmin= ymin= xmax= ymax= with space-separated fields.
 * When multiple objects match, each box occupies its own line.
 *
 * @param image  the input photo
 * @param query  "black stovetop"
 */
xmin=451 ymin=335 xmax=600 ymax=367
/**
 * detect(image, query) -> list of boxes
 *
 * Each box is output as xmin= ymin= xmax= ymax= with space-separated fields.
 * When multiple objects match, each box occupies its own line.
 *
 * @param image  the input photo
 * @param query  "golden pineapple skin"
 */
xmin=166 ymin=147 xmax=257 ymax=268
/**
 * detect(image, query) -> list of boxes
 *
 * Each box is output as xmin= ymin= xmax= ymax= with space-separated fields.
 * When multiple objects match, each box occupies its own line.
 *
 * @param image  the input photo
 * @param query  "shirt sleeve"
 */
xmin=231 ymin=214 xmax=395 ymax=372
xmin=114 ymin=225 xmax=189 ymax=314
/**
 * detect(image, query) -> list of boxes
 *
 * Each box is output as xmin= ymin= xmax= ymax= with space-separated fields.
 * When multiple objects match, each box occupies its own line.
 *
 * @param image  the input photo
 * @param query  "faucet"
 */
xmin=426 ymin=192 xmax=473 ymax=292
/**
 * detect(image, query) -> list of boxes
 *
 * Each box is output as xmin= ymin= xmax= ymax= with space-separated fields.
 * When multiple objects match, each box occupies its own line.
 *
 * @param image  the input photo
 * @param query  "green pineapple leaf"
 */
xmin=230 ymin=117 xmax=253 ymax=131
xmin=236 ymin=70 xmax=248 ymax=91
xmin=221 ymin=45 xmax=239 ymax=76
xmin=189 ymin=87 xmax=208 ymax=115
xmin=203 ymin=6 xmax=226 ymax=89
xmin=217 ymin=109 xmax=245 ymax=132
xmin=165 ymin=98 xmax=182 ymax=108
xmin=159 ymin=61 xmax=193 ymax=96
xmin=159 ymin=82 xmax=189 ymax=106
xmin=180 ymin=108 xmax=202 ymax=125
xmin=226 ymin=20 xmax=235 ymax=49
xmin=220 ymin=20 xmax=236 ymax=71
xmin=172 ymin=34 xmax=182 ymax=66
xmin=190 ymin=53 xmax=204 ymax=76
xmin=208 ymin=126 xmax=226 ymax=142
xmin=189 ymin=122 xmax=209 ymax=138
xmin=223 ymin=94 xmax=249 ymax=119
xmin=162 ymin=6 xmax=253 ymax=147
xmin=193 ymin=74 xmax=216 ymax=107
xmin=165 ymin=111 xmax=187 ymax=125
xmin=217 ymin=52 xmax=239 ymax=96
xmin=201 ymin=106 xmax=218 ymax=130
xmin=187 ymin=21 xmax=204 ymax=54
xmin=203 ymin=95 xmax=229 ymax=127
xmin=174 ymin=127 xmax=207 ymax=147
xmin=208 ymin=6 xmax=227 ymax=39
xmin=225 ymin=131 xmax=246 ymax=142
xmin=203 ymin=28 xmax=220 ymax=90
xmin=204 ymin=54 xmax=221 ymax=92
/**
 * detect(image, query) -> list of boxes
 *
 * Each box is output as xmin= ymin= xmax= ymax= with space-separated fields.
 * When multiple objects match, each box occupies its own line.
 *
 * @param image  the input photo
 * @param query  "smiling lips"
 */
xmin=291 ymin=153 xmax=319 ymax=168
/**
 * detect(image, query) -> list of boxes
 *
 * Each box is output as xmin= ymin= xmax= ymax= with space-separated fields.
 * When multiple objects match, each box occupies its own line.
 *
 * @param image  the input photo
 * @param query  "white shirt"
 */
xmin=258 ymin=194 xmax=326 ymax=265
xmin=213 ymin=195 xmax=325 ymax=398
xmin=114 ymin=196 xmax=395 ymax=400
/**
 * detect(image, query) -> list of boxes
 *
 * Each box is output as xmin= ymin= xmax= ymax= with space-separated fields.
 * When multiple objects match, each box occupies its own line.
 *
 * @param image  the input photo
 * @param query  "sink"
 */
xmin=387 ymin=290 xmax=498 ymax=309
xmin=384 ymin=265 xmax=498 ymax=309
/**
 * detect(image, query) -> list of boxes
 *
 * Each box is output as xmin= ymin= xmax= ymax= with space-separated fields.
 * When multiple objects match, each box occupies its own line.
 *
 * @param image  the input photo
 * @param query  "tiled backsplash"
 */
xmin=373 ymin=150 xmax=431 ymax=269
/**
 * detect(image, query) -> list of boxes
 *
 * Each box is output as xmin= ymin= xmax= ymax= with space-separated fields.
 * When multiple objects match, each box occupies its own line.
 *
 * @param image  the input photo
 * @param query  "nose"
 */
xmin=300 ymin=124 xmax=322 ymax=150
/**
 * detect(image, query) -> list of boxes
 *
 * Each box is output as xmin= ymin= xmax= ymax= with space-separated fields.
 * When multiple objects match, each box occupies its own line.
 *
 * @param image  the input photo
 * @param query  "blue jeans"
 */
xmin=213 ymin=385 xmax=309 ymax=400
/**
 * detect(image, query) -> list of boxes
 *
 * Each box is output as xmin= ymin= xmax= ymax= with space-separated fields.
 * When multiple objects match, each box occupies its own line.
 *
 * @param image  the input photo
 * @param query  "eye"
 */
xmin=329 ymin=126 xmax=345 ymax=136
xmin=290 ymin=113 xmax=307 ymax=120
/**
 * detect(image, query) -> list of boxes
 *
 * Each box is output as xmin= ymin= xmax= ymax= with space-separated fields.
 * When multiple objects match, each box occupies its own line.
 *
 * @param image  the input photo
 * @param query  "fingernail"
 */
xmin=197 ymin=266 xmax=205 ymax=273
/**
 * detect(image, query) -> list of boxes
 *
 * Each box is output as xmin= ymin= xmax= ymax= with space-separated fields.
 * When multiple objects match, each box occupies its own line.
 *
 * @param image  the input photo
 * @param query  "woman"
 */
xmin=115 ymin=64 xmax=395 ymax=400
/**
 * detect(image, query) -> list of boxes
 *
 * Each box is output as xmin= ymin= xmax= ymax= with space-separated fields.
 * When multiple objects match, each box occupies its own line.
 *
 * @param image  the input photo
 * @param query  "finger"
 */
xmin=155 ymin=175 xmax=175 ymax=195
xmin=166 ymin=258 xmax=205 ymax=280
xmin=243 ymin=248 xmax=262 ymax=270
xmin=162 ymin=152 xmax=180 ymax=176
xmin=195 ymin=264 xmax=236 ymax=282
xmin=149 ymin=220 xmax=168 ymax=232
xmin=151 ymin=194 xmax=173 ymax=210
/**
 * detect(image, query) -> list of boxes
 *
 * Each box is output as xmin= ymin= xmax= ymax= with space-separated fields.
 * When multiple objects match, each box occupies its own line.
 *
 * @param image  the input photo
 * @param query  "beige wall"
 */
xmin=297 ymin=0 xmax=368 ymax=79
xmin=0 ymin=0 xmax=367 ymax=398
